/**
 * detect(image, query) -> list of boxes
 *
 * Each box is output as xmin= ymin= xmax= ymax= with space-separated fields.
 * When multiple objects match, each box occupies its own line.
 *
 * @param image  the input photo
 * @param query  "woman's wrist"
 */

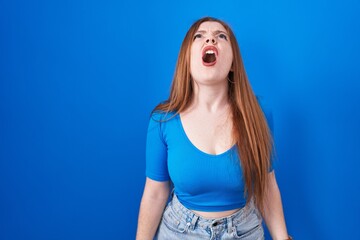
xmin=273 ymin=235 xmax=293 ymax=240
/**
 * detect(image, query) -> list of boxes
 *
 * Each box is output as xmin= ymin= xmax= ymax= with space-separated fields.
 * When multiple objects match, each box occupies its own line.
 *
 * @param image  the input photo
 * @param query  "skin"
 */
xmin=182 ymin=21 xmax=237 ymax=217
xmin=190 ymin=21 xmax=233 ymax=87
xmin=136 ymin=21 xmax=289 ymax=240
xmin=136 ymin=178 xmax=170 ymax=240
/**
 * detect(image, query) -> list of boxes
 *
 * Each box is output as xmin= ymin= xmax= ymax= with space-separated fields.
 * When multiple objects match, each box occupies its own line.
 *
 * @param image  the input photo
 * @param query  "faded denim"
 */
xmin=154 ymin=194 xmax=264 ymax=240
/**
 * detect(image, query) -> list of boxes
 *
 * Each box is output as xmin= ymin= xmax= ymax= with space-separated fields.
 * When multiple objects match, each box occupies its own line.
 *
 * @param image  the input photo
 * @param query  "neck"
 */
xmin=190 ymin=80 xmax=229 ymax=113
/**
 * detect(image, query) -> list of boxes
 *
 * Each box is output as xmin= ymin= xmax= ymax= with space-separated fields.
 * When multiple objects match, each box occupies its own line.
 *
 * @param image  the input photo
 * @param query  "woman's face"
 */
xmin=190 ymin=21 xmax=233 ymax=85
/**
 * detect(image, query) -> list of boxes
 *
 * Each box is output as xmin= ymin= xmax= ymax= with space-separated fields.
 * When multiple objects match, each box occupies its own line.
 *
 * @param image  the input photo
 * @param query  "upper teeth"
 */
xmin=206 ymin=50 xmax=215 ymax=54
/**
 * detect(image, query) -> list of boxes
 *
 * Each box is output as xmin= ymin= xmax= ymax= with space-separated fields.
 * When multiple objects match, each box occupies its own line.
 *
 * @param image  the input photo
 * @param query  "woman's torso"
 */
xmin=179 ymin=106 xmax=234 ymax=156
xmin=179 ymin=106 xmax=241 ymax=218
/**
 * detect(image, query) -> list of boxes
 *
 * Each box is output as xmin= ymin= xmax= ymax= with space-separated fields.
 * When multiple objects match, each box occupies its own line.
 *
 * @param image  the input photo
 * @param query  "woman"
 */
xmin=136 ymin=17 xmax=291 ymax=240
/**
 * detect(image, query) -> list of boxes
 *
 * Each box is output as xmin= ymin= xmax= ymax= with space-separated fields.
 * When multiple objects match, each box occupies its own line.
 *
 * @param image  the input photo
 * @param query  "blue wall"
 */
xmin=1 ymin=1 xmax=359 ymax=239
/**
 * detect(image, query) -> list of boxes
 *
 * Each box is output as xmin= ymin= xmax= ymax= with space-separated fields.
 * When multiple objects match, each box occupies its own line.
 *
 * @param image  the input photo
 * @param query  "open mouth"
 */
xmin=202 ymin=46 xmax=218 ymax=66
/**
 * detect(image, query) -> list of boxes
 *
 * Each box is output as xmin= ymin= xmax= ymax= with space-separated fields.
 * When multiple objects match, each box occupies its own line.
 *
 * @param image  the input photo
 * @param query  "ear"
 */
xmin=230 ymin=62 xmax=234 ymax=72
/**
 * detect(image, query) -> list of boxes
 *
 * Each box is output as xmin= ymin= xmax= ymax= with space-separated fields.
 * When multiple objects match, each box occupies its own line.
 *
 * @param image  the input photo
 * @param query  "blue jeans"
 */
xmin=154 ymin=194 xmax=264 ymax=240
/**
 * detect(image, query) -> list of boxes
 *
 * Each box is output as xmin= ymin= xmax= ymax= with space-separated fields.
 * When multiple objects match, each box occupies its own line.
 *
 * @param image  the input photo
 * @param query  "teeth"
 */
xmin=206 ymin=50 xmax=215 ymax=54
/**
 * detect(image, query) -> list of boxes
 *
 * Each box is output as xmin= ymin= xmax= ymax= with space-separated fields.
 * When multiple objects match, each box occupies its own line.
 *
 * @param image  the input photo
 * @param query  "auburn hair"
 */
xmin=152 ymin=17 xmax=274 ymax=213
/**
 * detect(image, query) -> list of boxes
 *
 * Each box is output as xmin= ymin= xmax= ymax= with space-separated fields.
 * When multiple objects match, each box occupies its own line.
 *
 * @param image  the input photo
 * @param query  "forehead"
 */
xmin=196 ymin=21 xmax=228 ymax=33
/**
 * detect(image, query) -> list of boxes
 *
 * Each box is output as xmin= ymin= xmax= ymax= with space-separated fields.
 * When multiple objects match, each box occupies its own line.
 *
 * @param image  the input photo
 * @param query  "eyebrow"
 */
xmin=195 ymin=30 xmax=229 ymax=36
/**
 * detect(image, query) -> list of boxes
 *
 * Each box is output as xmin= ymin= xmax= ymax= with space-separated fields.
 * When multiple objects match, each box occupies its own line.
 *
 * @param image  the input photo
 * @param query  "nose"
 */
xmin=206 ymin=38 xmax=217 ymax=44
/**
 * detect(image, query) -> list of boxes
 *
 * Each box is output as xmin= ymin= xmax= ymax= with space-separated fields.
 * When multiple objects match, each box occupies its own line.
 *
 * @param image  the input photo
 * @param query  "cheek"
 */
xmin=190 ymin=47 xmax=202 ymax=70
xmin=190 ymin=48 xmax=196 ymax=62
xmin=189 ymin=47 xmax=198 ymax=76
xmin=221 ymin=49 xmax=233 ymax=67
xmin=229 ymin=53 xmax=234 ymax=66
xmin=226 ymin=48 xmax=234 ymax=66
xmin=190 ymin=46 xmax=200 ymax=61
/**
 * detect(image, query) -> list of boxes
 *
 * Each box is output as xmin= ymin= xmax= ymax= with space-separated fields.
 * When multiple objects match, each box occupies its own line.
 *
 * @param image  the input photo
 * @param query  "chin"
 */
xmin=193 ymin=77 xmax=227 ymax=86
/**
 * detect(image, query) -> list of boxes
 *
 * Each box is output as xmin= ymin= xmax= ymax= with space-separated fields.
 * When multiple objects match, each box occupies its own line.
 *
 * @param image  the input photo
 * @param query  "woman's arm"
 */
xmin=262 ymin=171 xmax=291 ymax=240
xmin=136 ymin=177 xmax=170 ymax=240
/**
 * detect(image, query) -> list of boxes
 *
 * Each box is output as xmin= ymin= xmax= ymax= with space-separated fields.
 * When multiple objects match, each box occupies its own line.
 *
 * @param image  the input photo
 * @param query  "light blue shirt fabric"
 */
xmin=145 ymin=99 xmax=275 ymax=211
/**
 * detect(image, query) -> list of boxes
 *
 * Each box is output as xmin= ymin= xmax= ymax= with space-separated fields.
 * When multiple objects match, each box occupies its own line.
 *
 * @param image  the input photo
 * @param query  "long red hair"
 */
xmin=153 ymin=17 xmax=274 ymax=213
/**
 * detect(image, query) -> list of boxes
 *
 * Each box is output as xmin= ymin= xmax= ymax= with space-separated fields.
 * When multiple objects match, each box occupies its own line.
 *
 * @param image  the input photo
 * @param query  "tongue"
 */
xmin=203 ymin=53 xmax=216 ymax=63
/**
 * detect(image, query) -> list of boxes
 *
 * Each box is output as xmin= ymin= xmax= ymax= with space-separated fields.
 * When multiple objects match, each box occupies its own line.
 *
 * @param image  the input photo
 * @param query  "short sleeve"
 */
xmin=145 ymin=112 xmax=170 ymax=181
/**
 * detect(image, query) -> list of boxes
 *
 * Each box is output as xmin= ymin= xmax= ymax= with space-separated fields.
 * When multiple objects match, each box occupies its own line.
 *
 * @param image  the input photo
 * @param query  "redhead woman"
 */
xmin=136 ymin=17 xmax=291 ymax=240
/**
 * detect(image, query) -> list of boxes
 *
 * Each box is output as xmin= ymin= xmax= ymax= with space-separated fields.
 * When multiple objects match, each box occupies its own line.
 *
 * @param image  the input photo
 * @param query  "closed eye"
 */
xmin=193 ymin=33 xmax=202 ymax=40
xmin=218 ymin=33 xmax=228 ymax=40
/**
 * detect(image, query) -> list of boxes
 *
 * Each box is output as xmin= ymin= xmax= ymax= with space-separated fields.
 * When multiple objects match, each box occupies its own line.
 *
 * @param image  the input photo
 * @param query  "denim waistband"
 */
xmin=169 ymin=193 xmax=257 ymax=232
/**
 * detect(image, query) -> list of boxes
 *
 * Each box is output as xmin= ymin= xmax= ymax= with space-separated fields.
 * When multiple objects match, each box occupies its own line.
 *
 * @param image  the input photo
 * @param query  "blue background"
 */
xmin=1 ymin=0 xmax=359 ymax=239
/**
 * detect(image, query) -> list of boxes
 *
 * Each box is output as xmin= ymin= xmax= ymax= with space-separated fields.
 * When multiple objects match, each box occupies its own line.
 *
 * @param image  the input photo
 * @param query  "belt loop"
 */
xmin=190 ymin=214 xmax=199 ymax=231
xmin=227 ymin=216 xmax=233 ymax=234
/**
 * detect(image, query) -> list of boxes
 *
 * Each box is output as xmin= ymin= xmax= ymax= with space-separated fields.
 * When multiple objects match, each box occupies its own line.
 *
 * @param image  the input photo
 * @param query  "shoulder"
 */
xmin=148 ymin=110 xmax=178 ymax=133
xmin=149 ymin=109 xmax=178 ymax=122
xmin=147 ymin=109 xmax=178 ymax=141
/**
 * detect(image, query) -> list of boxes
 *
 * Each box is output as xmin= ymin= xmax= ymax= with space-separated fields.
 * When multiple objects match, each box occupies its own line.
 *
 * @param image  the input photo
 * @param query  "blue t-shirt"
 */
xmin=145 ymin=101 xmax=275 ymax=211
